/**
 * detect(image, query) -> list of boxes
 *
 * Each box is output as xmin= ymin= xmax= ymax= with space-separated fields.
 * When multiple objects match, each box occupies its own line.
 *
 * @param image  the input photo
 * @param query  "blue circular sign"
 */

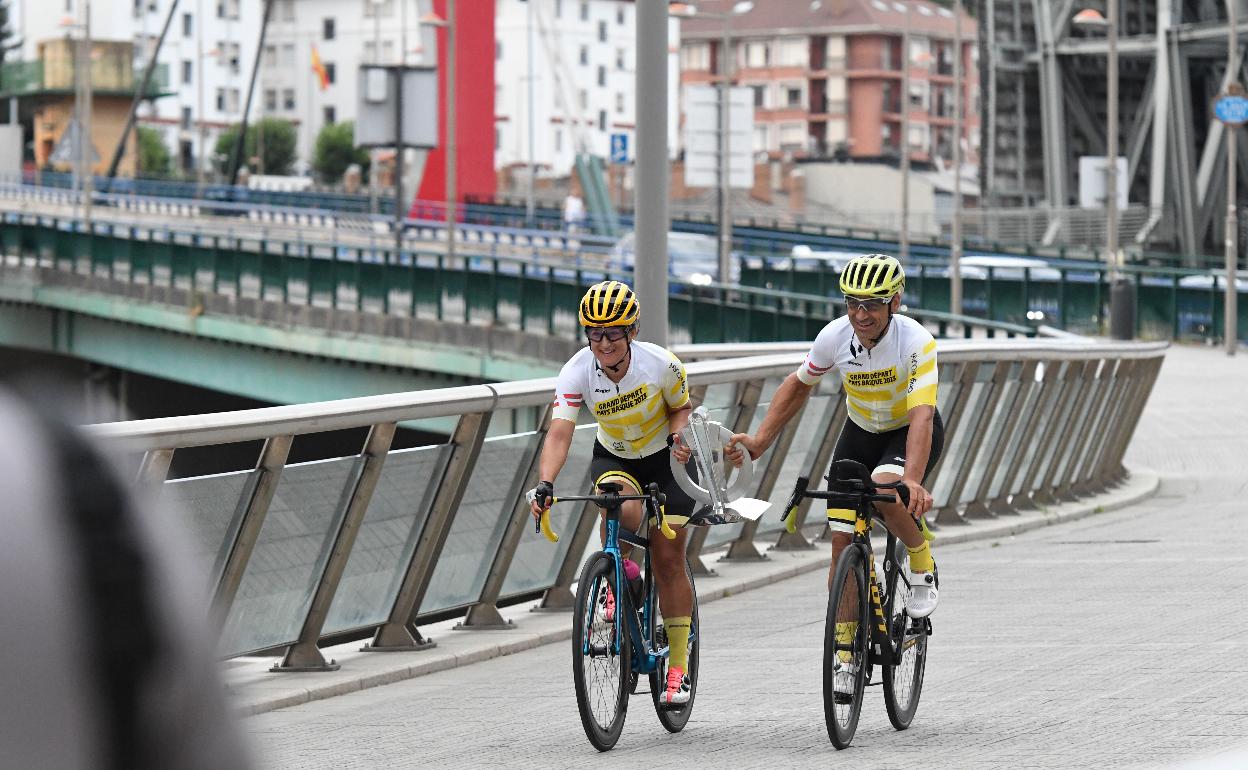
xmin=1214 ymin=95 xmax=1248 ymax=125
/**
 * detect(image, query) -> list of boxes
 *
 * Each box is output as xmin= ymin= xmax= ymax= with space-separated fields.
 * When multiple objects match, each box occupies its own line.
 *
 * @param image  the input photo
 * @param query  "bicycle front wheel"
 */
xmin=572 ymin=553 xmax=631 ymax=752
xmin=823 ymin=544 xmax=871 ymax=750
xmin=652 ymin=561 xmax=699 ymax=732
xmin=883 ymin=540 xmax=928 ymax=730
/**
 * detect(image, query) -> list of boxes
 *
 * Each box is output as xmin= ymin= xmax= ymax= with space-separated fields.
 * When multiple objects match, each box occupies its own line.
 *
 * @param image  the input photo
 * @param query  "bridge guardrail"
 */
xmin=87 ymin=338 xmax=1165 ymax=668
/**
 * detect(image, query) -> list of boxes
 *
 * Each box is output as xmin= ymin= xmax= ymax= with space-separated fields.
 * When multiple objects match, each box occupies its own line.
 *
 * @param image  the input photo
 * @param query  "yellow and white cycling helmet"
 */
xmin=838 ymin=254 xmax=905 ymax=300
xmin=579 ymin=280 xmax=639 ymax=327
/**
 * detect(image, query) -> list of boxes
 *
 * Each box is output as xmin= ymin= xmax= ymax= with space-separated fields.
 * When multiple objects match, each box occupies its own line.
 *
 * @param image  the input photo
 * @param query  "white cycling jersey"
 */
xmin=551 ymin=341 xmax=690 ymax=459
xmin=796 ymin=314 xmax=938 ymax=433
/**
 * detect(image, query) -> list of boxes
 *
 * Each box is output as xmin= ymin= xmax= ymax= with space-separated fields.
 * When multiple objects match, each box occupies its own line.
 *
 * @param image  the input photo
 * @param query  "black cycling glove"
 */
xmin=531 ymin=480 xmax=555 ymax=510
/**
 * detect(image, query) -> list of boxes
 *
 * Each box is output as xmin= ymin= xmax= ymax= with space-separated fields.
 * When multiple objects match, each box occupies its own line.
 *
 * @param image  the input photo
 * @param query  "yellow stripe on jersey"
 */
xmin=914 ymin=358 xmax=936 ymax=379
xmin=922 ymin=339 xmax=937 ymax=355
xmin=906 ymin=383 xmax=938 ymax=409
xmin=844 ymin=384 xmax=898 ymax=402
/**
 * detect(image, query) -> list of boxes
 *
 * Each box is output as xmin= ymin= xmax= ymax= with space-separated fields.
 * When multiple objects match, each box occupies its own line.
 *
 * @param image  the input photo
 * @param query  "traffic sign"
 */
xmin=1213 ymin=92 xmax=1248 ymax=125
xmin=610 ymin=133 xmax=629 ymax=164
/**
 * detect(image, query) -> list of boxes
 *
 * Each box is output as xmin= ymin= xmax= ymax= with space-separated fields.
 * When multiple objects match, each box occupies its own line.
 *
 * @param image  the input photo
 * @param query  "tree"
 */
xmin=312 ymin=121 xmax=369 ymax=185
xmin=135 ymin=126 xmax=171 ymax=177
xmin=0 ymin=0 xmax=18 ymax=67
xmin=213 ymin=118 xmax=298 ymax=177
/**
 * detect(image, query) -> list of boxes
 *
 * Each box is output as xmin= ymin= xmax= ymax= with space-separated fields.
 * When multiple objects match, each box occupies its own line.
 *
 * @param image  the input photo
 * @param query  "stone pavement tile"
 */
xmin=225 ymin=467 xmax=1158 ymax=717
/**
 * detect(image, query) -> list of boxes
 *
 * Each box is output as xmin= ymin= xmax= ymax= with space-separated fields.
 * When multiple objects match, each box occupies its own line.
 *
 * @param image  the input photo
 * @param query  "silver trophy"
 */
xmin=670 ymin=406 xmax=771 ymax=524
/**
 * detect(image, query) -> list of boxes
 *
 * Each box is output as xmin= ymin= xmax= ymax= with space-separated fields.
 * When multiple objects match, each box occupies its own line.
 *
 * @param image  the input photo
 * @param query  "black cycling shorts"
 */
xmin=826 ymin=411 xmax=945 ymax=531
xmin=589 ymin=441 xmax=697 ymax=525
xmin=830 ymin=409 xmax=945 ymax=482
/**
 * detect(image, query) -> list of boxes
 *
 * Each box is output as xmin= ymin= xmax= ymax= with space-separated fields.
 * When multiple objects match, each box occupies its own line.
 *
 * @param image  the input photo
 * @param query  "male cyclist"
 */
xmin=528 ymin=280 xmax=697 ymax=708
xmin=725 ymin=254 xmax=943 ymax=694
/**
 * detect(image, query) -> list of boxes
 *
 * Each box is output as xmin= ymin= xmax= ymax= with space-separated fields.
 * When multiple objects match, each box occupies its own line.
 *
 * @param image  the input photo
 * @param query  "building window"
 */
xmin=324 ymin=106 xmax=336 ymax=125
xmin=282 ymin=88 xmax=295 ymax=110
xmin=263 ymin=45 xmax=277 ymax=67
xmin=579 ymin=46 xmax=588 ymax=66
xmin=580 ymin=2 xmax=589 ymax=21
xmin=326 ymin=63 xmax=336 ymax=84
xmin=216 ymin=88 xmax=225 ymax=111
xmin=616 ymin=48 xmax=625 ymax=70
xmin=496 ymin=41 xmax=503 ymax=60
xmin=598 ymin=110 xmax=607 ymax=131
xmin=753 ymin=84 xmax=766 ymax=108
xmin=680 ymin=42 xmax=710 ymax=71
xmin=779 ymin=123 xmax=805 ymax=152
xmin=774 ymin=38 xmax=805 ymax=67
xmin=615 ymin=92 xmax=624 ymax=113
xmin=228 ymin=88 xmax=240 ymax=113
xmin=579 ymin=89 xmax=588 ymax=109
xmin=280 ymin=44 xmax=294 ymax=67
xmin=181 ymin=60 xmax=192 ymax=85
xmin=363 ymin=0 xmax=394 ymax=17
xmin=182 ymin=12 xmax=192 ymax=37
xmin=598 ymin=20 xmax=607 ymax=42
xmin=597 ymin=65 xmax=606 ymax=87
xmin=617 ymin=6 xmax=625 ymax=24
xmin=744 ymin=41 xmax=770 ymax=68
xmin=786 ymin=87 xmax=802 ymax=107
xmin=227 ymin=42 xmax=241 ymax=75
xmin=279 ymin=0 xmax=295 ymax=21
xmin=495 ymin=127 xmax=501 ymax=150
xmin=555 ymin=0 xmax=562 ymax=18
xmin=555 ymin=128 xmax=563 ymax=151
xmin=264 ymin=89 xmax=277 ymax=112
xmin=753 ymin=125 xmax=769 ymax=153
xmin=323 ymin=18 xmax=336 ymax=40
xmin=180 ymin=106 xmax=192 ymax=130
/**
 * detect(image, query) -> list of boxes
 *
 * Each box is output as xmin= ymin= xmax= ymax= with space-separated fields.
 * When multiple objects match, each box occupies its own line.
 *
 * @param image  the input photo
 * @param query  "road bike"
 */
xmin=782 ymin=459 xmax=933 ymax=749
xmin=536 ymin=482 xmax=699 ymax=752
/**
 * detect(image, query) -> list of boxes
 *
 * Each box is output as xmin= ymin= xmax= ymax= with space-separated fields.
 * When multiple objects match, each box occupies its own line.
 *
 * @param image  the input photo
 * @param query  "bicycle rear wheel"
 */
xmin=651 ymin=561 xmax=699 ymax=732
xmin=823 ymin=544 xmax=871 ymax=750
xmin=883 ymin=540 xmax=928 ymax=730
xmin=572 ymin=553 xmax=631 ymax=752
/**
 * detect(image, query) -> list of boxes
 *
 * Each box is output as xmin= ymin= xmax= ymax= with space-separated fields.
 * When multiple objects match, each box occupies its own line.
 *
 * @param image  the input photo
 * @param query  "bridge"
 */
xmin=1 ymin=179 xmax=1238 ymax=764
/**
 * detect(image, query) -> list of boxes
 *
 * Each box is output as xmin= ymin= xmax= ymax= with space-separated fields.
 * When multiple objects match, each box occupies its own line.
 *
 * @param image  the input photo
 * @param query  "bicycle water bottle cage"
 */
xmin=670 ymin=406 xmax=770 ymax=524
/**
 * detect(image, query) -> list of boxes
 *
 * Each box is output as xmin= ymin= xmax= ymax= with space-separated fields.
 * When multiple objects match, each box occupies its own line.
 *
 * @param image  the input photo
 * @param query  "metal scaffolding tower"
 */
xmin=981 ymin=0 xmax=1246 ymax=259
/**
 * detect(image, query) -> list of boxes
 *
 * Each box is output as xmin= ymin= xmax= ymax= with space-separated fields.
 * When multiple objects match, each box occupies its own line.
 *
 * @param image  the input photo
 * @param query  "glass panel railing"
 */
xmin=501 ymin=423 xmax=599 ymax=597
xmin=931 ymin=363 xmax=994 ymax=508
xmin=762 ymin=383 xmax=839 ymax=530
xmin=322 ymin=443 xmax=452 ymax=636
xmin=1010 ymin=361 xmax=1067 ymax=498
xmin=161 ymin=469 xmax=252 ymax=590
xmin=986 ymin=372 xmax=1042 ymax=501
xmin=1045 ymin=361 xmax=1102 ymax=488
xmin=421 ymin=431 xmax=538 ymax=612
xmin=219 ymin=455 xmax=357 ymax=656
xmin=959 ymin=363 xmax=1022 ymax=504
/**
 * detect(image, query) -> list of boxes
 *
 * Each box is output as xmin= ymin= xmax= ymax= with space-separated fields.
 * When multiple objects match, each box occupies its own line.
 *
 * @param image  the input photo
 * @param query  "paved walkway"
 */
xmin=234 ymin=343 xmax=1248 ymax=768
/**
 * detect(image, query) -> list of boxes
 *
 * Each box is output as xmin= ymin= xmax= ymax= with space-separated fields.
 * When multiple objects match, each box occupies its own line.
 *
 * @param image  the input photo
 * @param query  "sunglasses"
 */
xmin=844 ymin=296 xmax=890 ymax=312
xmin=586 ymin=327 xmax=629 ymax=343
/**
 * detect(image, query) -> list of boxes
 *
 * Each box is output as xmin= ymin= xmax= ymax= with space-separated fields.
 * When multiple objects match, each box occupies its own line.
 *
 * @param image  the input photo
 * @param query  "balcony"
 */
xmin=0 ymin=47 xmax=171 ymax=99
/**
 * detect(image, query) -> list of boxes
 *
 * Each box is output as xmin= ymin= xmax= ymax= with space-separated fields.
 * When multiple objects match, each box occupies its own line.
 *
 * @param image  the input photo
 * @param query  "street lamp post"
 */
xmin=672 ymin=2 xmax=754 ymax=285
xmin=950 ymin=0 xmax=963 ymax=316
xmin=421 ymin=5 xmax=456 ymax=261
xmin=899 ymin=0 xmax=910 ymax=263
xmin=1074 ymin=4 xmax=1129 ymax=339
xmin=1226 ymin=0 xmax=1240 ymax=355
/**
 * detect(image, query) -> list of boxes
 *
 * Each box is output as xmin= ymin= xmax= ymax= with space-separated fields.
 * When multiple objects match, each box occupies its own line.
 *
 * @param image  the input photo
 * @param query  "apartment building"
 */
xmin=678 ymin=0 xmax=979 ymax=168
xmin=494 ymin=0 xmax=680 ymax=178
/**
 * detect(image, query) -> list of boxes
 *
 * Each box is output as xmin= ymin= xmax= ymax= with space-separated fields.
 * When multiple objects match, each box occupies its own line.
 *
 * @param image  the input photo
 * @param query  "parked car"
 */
xmin=609 ymin=230 xmax=739 ymax=287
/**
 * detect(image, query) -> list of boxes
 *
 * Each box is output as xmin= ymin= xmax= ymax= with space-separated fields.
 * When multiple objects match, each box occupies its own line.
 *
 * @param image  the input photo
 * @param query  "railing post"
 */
xmin=1097 ymin=355 xmax=1163 ymax=485
xmin=135 ymin=448 xmax=174 ymax=487
xmin=458 ymin=405 xmax=553 ymax=629
xmin=1030 ymin=359 xmax=1098 ymax=504
xmin=924 ymin=361 xmax=979 ymax=525
xmin=987 ymin=358 xmax=1057 ymax=514
xmin=1057 ymin=358 xmax=1118 ymax=498
xmin=1072 ymin=358 xmax=1132 ymax=495
xmin=273 ymin=422 xmax=396 ymax=671
xmin=929 ymin=361 xmax=1007 ymax=521
xmin=963 ymin=360 xmax=1036 ymax=518
xmin=1014 ymin=361 xmax=1081 ymax=509
xmin=365 ymin=411 xmax=491 ymax=651
xmin=211 ymin=434 xmax=293 ymax=629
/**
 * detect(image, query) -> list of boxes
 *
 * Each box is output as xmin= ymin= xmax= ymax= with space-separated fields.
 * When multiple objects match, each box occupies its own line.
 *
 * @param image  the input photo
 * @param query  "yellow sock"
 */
xmin=907 ymin=541 xmax=934 ymax=574
xmin=834 ymin=621 xmax=858 ymax=664
xmin=665 ymin=616 xmax=692 ymax=671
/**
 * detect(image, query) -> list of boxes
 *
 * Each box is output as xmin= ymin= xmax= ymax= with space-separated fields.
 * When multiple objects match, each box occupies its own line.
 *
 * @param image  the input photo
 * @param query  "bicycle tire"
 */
xmin=823 ymin=544 xmax=871 ymax=750
xmin=883 ymin=540 xmax=928 ymax=730
xmin=651 ymin=560 xmax=699 ymax=732
xmin=572 ymin=553 xmax=631 ymax=752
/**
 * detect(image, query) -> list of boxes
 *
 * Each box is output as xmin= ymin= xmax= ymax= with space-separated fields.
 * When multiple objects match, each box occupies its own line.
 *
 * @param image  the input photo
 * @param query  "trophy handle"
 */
xmin=669 ymin=420 xmax=755 ymax=505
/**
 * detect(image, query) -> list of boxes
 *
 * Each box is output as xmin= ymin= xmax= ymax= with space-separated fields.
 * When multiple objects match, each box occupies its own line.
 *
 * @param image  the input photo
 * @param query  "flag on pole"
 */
xmin=311 ymin=44 xmax=330 ymax=91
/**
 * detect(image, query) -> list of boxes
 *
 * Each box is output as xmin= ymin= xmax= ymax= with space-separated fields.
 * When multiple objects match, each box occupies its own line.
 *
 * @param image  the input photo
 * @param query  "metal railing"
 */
xmin=89 ymin=338 xmax=1166 ymax=669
